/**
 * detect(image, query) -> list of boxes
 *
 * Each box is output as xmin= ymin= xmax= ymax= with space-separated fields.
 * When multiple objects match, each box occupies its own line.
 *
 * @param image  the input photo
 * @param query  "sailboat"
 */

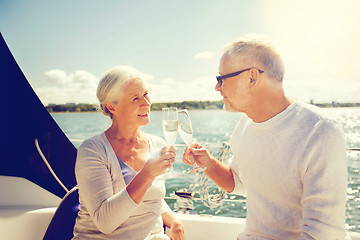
xmin=0 ymin=32 xmax=359 ymax=240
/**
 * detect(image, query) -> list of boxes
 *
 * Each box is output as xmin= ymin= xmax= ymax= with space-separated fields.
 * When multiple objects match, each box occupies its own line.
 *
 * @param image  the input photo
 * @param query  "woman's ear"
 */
xmin=105 ymin=102 xmax=115 ymax=113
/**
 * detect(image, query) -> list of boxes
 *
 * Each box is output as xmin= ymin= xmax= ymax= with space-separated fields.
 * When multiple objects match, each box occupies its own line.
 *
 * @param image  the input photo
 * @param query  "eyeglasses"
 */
xmin=216 ymin=68 xmax=264 ymax=86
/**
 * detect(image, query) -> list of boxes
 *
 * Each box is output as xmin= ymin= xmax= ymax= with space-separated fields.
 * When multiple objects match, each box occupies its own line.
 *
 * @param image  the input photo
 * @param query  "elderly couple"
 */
xmin=71 ymin=34 xmax=349 ymax=240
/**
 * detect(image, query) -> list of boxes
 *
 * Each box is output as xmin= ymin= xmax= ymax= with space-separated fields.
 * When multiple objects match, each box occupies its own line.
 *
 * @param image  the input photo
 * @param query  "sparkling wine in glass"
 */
xmin=162 ymin=107 xmax=178 ymax=175
xmin=178 ymin=109 xmax=206 ymax=173
xmin=162 ymin=107 xmax=178 ymax=146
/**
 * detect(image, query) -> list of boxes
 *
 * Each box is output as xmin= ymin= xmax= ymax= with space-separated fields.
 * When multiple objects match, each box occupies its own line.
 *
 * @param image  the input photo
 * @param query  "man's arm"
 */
xmin=183 ymin=144 xmax=235 ymax=193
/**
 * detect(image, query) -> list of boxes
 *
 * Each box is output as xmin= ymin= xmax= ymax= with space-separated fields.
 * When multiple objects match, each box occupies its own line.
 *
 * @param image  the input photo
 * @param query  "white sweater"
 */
xmin=229 ymin=101 xmax=348 ymax=239
xmin=73 ymin=132 xmax=171 ymax=240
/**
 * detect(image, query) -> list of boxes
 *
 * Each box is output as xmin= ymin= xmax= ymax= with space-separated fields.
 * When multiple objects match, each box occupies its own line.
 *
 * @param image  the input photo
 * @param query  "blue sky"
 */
xmin=1 ymin=0 xmax=360 ymax=105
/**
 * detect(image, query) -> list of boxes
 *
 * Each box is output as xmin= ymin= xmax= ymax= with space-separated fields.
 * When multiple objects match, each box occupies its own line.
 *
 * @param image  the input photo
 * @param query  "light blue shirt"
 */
xmin=117 ymin=156 xmax=137 ymax=185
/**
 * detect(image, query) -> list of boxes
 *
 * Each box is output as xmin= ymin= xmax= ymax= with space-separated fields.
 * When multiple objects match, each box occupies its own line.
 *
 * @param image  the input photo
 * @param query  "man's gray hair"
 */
xmin=223 ymin=34 xmax=285 ymax=82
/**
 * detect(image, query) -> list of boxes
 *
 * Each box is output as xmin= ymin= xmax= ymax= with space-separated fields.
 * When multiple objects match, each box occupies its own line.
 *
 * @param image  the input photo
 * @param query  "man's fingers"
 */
xmin=183 ymin=154 xmax=195 ymax=166
xmin=190 ymin=148 xmax=206 ymax=156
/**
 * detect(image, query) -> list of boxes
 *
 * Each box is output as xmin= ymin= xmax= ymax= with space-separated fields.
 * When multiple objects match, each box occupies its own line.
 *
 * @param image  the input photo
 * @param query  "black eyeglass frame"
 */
xmin=216 ymin=68 xmax=264 ymax=86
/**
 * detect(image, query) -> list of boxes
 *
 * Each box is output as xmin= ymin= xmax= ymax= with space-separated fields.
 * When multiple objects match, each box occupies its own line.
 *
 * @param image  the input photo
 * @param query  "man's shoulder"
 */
xmin=294 ymin=101 xmax=335 ymax=121
xmin=294 ymin=101 xmax=342 ymax=133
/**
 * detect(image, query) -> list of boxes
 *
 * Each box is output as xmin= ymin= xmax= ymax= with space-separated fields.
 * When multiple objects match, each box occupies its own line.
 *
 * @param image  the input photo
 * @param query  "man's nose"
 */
xmin=215 ymin=81 xmax=221 ymax=91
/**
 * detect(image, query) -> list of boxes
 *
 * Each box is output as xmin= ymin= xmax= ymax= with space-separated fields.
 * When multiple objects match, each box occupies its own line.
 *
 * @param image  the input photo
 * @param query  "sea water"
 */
xmin=51 ymin=108 xmax=360 ymax=232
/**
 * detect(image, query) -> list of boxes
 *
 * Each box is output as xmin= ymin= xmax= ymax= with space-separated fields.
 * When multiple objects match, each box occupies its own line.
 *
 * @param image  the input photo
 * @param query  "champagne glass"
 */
xmin=178 ymin=109 xmax=206 ymax=173
xmin=162 ymin=107 xmax=178 ymax=146
xmin=162 ymin=107 xmax=178 ymax=174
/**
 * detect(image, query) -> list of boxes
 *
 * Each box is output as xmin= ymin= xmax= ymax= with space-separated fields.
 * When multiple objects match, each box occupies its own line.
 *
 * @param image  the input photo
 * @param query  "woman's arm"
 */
xmin=76 ymin=141 xmax=177 ymax=233
xmin=127 ymin=145 xmax=177 ymax=203
xmin=162 ymin=211 xmax=184 ymax=240
xmin=75 ymin=142 xmax=138 ymax=234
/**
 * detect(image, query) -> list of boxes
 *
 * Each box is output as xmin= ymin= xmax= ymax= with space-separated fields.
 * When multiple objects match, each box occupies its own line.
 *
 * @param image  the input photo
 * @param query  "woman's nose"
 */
xmin=142 ymin=97 xmax=151 ymax=106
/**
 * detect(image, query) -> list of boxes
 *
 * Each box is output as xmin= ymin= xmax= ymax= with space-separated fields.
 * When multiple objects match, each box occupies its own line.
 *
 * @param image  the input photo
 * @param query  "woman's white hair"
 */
xmin=223 ymin=33 xmax=285 ymax=82
xmin=96 ymin=66 xmax=143 ymax=118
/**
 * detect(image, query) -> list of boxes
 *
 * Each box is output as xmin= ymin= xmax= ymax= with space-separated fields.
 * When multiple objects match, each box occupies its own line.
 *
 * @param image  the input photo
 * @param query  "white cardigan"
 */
xmin=73 ymin=132 xmax=171 ymax=240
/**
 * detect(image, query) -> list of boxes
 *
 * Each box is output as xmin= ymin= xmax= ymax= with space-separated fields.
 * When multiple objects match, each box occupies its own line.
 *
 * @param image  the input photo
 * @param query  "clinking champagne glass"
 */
xmin=162 ymin=107 xmax=178 ymax=145
xmin=178 ymin=109 xmax=207 ymax=173
xmin=162 ymin=107 xmax=178 ymax=173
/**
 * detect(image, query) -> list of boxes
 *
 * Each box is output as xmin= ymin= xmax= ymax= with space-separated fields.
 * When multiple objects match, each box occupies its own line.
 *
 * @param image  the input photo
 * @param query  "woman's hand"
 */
xmin=167 ymin=220 xmax=185 ymax=240
xmin=143 ymin=146 xmax=177 ymax=178
xmin=162 ymin=211 xmax=184 ymax=240
xmin=128 ymin=146 xmax=177 ymax=204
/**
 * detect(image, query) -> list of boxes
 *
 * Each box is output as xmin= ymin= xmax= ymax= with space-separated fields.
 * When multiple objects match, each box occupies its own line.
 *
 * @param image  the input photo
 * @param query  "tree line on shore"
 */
xmin=46 ymin=101 xmax=360 ymax=113
xmin=45 ymin=101 xmax=224 ymax=112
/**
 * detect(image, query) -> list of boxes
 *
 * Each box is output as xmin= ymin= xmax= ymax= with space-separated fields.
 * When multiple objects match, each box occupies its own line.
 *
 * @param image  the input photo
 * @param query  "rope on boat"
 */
xmin=171 ymin=191 xmax=194 ymax=214
xmin=35 ymin=138 xmax=69 ymax=193
xmin=172 ymin=142 xmax=231 ymax=213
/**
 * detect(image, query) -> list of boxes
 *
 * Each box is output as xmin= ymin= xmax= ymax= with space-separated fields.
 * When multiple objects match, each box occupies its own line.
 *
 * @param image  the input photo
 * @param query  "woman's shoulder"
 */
xmin=78 ymin=132 xmax=107 ymax=151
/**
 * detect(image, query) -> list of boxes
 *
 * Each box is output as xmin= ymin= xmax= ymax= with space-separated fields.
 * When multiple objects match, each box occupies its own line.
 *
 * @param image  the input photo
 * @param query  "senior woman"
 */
xmin=72 ymin=66 xmax=184 ymax=240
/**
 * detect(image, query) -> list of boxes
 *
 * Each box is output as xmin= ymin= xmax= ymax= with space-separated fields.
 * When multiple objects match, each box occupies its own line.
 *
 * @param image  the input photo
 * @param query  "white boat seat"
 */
xmin=0 ymin=176 xmax=60 ymax=240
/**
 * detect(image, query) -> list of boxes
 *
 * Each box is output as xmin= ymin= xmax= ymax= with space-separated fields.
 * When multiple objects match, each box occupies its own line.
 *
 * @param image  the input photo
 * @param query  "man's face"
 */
xmin=215 ymin=53 xmax=251 ymax=113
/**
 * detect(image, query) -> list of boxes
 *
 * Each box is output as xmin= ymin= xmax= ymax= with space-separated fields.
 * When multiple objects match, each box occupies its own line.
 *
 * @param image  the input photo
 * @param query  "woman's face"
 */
xmin=111 ymin=78 xmax=152 ymax=127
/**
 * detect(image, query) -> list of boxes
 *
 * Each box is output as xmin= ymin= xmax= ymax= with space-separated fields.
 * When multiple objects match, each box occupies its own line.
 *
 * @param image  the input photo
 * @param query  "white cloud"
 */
xmin=35 ymin=86 xmax=98 ymax=105
xmin=44 ymin=69 xmax=70 ymax=85
xmin=138 ymin=72 xmax=155 ymax=82
xmin=37 ymin=69 xmax=99 ymax=105
xmin=70 ymin=70 xmax=98 ymax=88
xmin=147 ymin=76 xmax=221 ymax=103
xmin=44 ymin=69 xmax=98 ymax=88
xmin=194 ymin=76 xmax=215 ymax=89
xmin=194 ymin=51 xmax=213 ymax=59
xmin=37 ymin=68 xmax=222 ymax=105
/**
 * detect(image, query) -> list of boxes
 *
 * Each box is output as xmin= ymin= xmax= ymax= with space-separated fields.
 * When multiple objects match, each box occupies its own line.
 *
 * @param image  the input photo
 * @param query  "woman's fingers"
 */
xmin=157 ymin=147 xmax=176 ymax=170
xmin=162 ymin=158 xmax=172 ymax=168
xmin=160 ymin=146 xmax=178 ymax=154
xmin=161 ymin=151 xmax=176 ymax=160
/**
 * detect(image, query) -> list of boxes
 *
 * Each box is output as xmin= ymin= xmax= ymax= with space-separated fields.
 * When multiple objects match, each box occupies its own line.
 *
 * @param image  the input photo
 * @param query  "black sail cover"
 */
xmin=0 ymin=33 xmax=77 ymax=198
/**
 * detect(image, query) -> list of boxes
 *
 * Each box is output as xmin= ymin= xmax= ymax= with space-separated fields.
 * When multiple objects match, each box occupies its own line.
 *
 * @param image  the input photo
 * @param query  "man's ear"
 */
xmin=249 ymin=68 xmax=260 ymax=86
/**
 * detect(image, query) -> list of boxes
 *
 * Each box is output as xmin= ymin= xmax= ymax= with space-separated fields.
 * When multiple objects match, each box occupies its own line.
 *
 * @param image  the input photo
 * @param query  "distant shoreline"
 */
xmin=46 ymin=101 xmax=360 ymax=113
